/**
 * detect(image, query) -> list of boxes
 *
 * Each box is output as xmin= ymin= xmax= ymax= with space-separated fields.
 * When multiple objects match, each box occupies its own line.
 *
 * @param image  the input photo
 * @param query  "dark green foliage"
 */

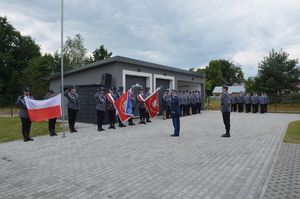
xmin=85 ymin=45 xmax=112 ymax=64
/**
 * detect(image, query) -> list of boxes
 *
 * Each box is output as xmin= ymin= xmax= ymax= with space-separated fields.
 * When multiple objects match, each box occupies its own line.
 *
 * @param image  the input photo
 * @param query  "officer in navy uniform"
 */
xmin=192 ymin=91 xmax=197 ymax=114
xmin=107 ymin=87 xmax=117 ymax=129
xmin=170 ymin=89 xmax=180 ymax=137
xmin=220 ymin=85 xmax=231 ymax=137
xmin=145 ymin=87 xmax=152 ymax=122
xmin=232 ymin=92 xmax=238 ymax=112
xmin=181 ymin=90 xmax=187 ymax=116
xmin=179 ymin=90 xmax=184 ymax=116
xmin=94 ymin=87 xmax=106 ymax=131
xmin=64 ymin=85 xmax=80 ymax=133
xmin=137 ymin=88 xmax=146 ymax=124
xmin=259 ymin=93 xmax=265 ymax=114
xmin=188 ymin=91 xmax=192 ymax=115
xmin=15 ymin=88 xmax=34 ymax=142
xmin=128 ymin=87 xmax=136 ymax=125
xmin=196 ymin=90 xmax=202 ymax=114
xmin=165 ymin=89 xmax=172 ymax=119
xmin=117 ymin=86 xmax=126 ymax=127
xmin=244 ymin=92 xmax=251 ymax=113
xmin=251 ymin=92 xmax=259 ymax=113
xmin=44 ymin=90 xmax=58 ymax=136
xmin=237 ymin=91 xmax=244 ymax=112
xmin=184 ymin=90 xmax=189 ymax=116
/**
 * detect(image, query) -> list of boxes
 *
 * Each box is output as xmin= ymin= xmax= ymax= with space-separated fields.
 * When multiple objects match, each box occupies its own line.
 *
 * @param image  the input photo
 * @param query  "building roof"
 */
xmin=213 ymin=86 xmax=245 ymax=94
xmin=44 ymin=55 xmax=205 ymax=80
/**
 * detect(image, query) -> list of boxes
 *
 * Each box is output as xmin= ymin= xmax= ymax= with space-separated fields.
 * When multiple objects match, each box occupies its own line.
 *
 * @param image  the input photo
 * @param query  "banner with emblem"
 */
xmin=24 ymin=94 xmax=62 ymax=122
xmin=144 ymin=90 xmax=160 ymax=118
xmin=111 ymin=90 xmax=133 ymax=123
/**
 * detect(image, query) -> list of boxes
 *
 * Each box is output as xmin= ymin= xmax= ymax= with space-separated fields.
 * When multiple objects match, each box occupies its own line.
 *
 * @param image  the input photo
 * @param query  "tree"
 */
xmin=0 ymin=16 xmax=41 ymax=95
xmin=205 ymin=60 xmax=226 ymax=90
xmin=256 ymin=49 xmax=300 ymax=102
xmin=218 ymin=59 xmax=244 ymax=85
xmin=244 ymin=77 xmax=259 ymax=93
xmin=63 ymin=33 xmax=87 ymax=70
xmin=85 ymin=45 xmax=112 ymax=64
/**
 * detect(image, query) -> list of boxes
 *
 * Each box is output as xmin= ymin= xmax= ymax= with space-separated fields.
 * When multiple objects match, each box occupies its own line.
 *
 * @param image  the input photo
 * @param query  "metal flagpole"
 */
xmin=61 ymin=0 xmax=66 ymax=138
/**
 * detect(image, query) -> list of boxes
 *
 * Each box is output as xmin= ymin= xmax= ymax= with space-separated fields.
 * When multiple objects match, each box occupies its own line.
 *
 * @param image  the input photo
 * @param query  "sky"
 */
xmin=1 ymin=0 xmax=300 ymax=79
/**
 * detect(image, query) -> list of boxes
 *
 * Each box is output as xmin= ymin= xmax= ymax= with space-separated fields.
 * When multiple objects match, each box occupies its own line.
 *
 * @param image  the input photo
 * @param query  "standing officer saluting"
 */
xmin=220 ymin=85 xmax=231 ymax=138
xmin=44 ymin=90 xmax=58 ymax=136
xmin=117 ymin=86 xmax=126 ymax=127
xmin=170 ymin=89 xmax=180 ymax=137
xmin=15 ymin=88 xmax=34 ymax=142
xmin=94 ymin=87 xmax=106 ymax=131
xmin=64 ymin=85 xmax=80 ymax=133
xmin=107 ymin=87 xmax=117 ymax=129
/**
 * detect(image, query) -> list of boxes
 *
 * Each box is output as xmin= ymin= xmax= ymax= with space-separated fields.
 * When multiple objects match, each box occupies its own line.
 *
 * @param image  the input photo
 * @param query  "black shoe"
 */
xmin=108 ymin=126 xmax=113 ymax=129
xmin=112 ymin=126 xmax=116 ymax=129
xmin=119 ymin=125 xmax=124 ymax=127
xmin=146 ymin=120 xmax=152 ymax=123
xmin=27 ymin=137 xmax=34 ymax=141
xmin=170 ymin=134 xmax=179 ymax=137
xmin=53 ymin=133 xmax=57 ymax=136
xmin=97 ymin=128 xmax=102 ymax=131
xmin=122 ymin=124 xmax=126 ymax=127
xmin=73 ymin=129 xmax=78 ymax=132
xmin=24 ymin=139 xmax=28 ymax=142
xmin=129 ymin=123 xmax=135 ymax=126
xmin=139 ymin=122 xmax=143 ymax=124
xmin=101 ymin=128 xmax=105 ymax=131
xmin=142 ymin=122 xmax=147 ymax=124
xmin=221 ymin=134 xmax=230 ymax=137
xmin=50 ymin=134 xmax=54 ymax=137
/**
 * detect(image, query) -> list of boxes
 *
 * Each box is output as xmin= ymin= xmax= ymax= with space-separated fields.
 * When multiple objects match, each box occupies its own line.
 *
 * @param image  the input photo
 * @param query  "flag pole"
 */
xmin=61 ymin=0 xmax=66 ymax=138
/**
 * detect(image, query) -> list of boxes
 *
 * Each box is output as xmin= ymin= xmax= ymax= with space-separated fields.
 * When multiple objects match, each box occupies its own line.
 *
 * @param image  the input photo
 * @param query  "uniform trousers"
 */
xmin=180 ymin=105 xmax=184 ymax=116
xmin=172 ymin=115 xmax=180 ymax=136
xmin=245 ymin=104 xmax=251 ymax=113
xmin=139 ymin=108 xmax=146 ymax=122
xmin=252 ymin=104 xmax=258 ymax=113
xmin=231 ymin=104 xmax=237 ymax=112
xmin=166 ymin=106 xmax=171 ymax=118
xmin=260 ymin=104 xmax=265 ymax=114
xmin=128 ymin=108 xmax=135 ymax=124
xmin=48 ymin=118 xmax=57 ymax=131
xmin=196 ymin=103 xmax=202 ymax=113
xmin=265 ymin=104 xmax=268 ymax=113
xmin=184 ymin=105 xmax=189 ymax=116
xmin=68 ymin=108 xmax=78 ymax=129
xmin=21 ymin=117 xmax=32 ymax=139
xmin=97 ymin=110 xmax=105 ymax=129
xmin=222 ymin=112 xmax=230 ymax=134
xmin=107 ymin=110 xmax=116 ymax=125
xmin=145 ymin=111 xmax=151 ymax=121
xmin=238 ymin=103 xmax=244 ymax=112
xmin=192 ymin=104 xmax=197 ymax=114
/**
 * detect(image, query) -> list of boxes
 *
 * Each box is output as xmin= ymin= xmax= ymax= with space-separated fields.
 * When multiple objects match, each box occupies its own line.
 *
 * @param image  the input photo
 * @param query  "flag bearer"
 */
xmin=44 ymin=90 xmax=58 ymax=136
xmin=15 ymin=88 xmax=34 ymax=142
xmin=106 ymin=87 xmax=117 ymax=129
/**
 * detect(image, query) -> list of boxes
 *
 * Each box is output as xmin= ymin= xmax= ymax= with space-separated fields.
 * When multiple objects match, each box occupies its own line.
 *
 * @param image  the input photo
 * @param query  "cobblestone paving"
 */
xmin=263 ymin=143 xmax=300 ymax=199
xmin=0 ymin=111 xmax=299 ymax=199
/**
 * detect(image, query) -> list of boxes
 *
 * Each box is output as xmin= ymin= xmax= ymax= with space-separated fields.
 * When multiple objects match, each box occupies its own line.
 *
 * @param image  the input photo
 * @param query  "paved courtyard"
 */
xmin=0 ymin=111 xmax=299 ymax=199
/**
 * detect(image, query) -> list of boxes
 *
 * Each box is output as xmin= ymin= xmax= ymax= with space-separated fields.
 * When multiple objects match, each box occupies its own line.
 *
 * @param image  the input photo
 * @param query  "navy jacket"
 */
xmin=137 ymin=94 xmax=146 ymax=109
xmin=15 ymin=95 xmax=34 ymax=118
xmin=106 ymin=93 xmax=117 ymax=110
xmin=95 ymin=92 xmax=107 ymax=111
xmin=162 ymin=95 xmax=168 ymax=107
xmin=221 ymin=92 xmax=230 ymax=113
xmin=64 ymin=89 xmax=80 ymax=110
xmin=244 ymin=95 xmax=251 ymax=104
xmin=171 ymin=95 xmax=180 ymax=116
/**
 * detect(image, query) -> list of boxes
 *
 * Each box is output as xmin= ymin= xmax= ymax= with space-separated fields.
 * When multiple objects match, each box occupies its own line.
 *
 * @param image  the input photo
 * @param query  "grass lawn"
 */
xmin=283 ymin=120 xmax=300 ymax=144
xmin=0 ymin=118 xmax=65 ymax=143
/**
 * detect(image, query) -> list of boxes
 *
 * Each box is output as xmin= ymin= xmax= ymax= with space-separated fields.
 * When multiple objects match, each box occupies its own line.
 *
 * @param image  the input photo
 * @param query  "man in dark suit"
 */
xmin=170 ymin=89 xmax=180 ymax=137
xmin=15 ymin=88 xmax=34 ymax=142
xmin=221 ymin=85 xmax=231 ymax=138
xmin=64 ymin=85 xmax=80 ymax=133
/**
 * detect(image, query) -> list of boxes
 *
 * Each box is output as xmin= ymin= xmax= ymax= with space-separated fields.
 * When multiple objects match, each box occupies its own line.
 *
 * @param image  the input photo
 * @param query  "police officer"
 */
xmin=64 ymin=85 xmax=80 ymax=133
xmin=94 ymin=87 xmax=106 ymax=131
xmin=263 ymin=92 xmax=269 ymax=113
xmin=251 ymin=92 xmax=259 ymax=113
xmin=117 ymin=86 xmax=126 ymax=127
xmin=181 ymin=90 xmax=187 ymax=116
xmin=179 ymin=90 xmax=184 ymax=116
xmin=145 ymin=87 xmax=152 ymax=122
xmin=195 ymin=90 xmax=202 ymax=114
xmin=259 ymin=93 xmax=265 ymax=114
xmin=221 ymin=85 xmax=230 ymax=137
xmin=128 ymin=87 xmax=136 ymax=125
xmin=107 ymin=87 xmax=117 ymax=129
xmin=165 ymin=89 xmax=172 ymax=119
xmin=162 ymin=91 xmax=168 ymax=120
xmin=244 ymin=92 xmax=251 ymax=113
xmin=192 ymin=91 xmax=197 ymax=114
xmin=184 ymin=90 xmax=189 ymax=116
xmin=237 ymin=91 xmax=244 ymax=112
xmin=232 ymin=92 xmax=238 ymax=112
xmin=137 ymin=88 xmax=146 ymax=124
xmin=44 ymin=90 xmax=58 ymax=136
xmin=15 ymin=88 xmax=34 ymax=142
xmin=170 ymin=89 xmax=180 ymax=137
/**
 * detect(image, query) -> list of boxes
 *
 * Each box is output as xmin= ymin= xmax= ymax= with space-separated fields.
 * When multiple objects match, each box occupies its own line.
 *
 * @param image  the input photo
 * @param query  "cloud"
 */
xmin=1 ymin=0 xmax=300 ymax=79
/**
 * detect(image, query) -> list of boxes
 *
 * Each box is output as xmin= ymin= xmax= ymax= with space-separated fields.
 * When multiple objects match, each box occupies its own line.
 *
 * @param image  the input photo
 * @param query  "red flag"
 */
xmin=113 ymin=90 xmax=133 ymax=123
xmin=144 ymin=91 xmax=160 ymax=118
xmin=24 ymin=94 xmax=62 ymax=122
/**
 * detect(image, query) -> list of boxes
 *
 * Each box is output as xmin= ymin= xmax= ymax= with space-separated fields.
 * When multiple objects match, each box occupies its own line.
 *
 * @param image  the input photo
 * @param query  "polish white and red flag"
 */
xmin=24 ymin=94 xmax=62 ymax=122
xmin=144 ymin=90 xmax=160 ymax=118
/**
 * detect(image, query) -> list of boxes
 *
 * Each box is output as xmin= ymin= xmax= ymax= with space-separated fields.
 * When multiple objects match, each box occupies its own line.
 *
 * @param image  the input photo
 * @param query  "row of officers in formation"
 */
xmin=15 ymin=86 xmax=185 ymax=142
xmin=229 ymin=91 xmax=269 ymax=114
